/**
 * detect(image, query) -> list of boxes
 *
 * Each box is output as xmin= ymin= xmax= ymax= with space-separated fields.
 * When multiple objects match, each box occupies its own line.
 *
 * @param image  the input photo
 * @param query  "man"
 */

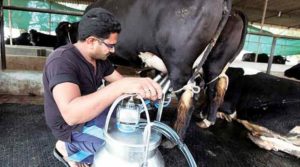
xmin=43 ymin=8 xmax=162 ymax=167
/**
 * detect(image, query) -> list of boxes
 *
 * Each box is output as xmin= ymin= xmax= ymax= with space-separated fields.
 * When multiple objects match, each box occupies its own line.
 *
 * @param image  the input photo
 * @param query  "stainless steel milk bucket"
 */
xmin=93 ymin=94 xmax=165 ymax=167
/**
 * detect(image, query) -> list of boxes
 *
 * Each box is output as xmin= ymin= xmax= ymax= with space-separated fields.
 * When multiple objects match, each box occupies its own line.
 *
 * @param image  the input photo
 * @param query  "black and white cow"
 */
xmin=29 ymin=29 xmax=57 ymax=48
xmin=5 ymin=32 xmax=32 ymax=46
xmin=242 ymin=53 xmax=268 ymax=62
xmin=55 ymin=21 xmax=79 ymax=48
xmin=242 ymin=53 xmax=255 ymax=62
xmin=284 ymin=63 xmax=300 ymax=80
xmin=57 ymin=0 xmax=248 ymax=145
xmin=273 ymin=55 xmax=288 ymax=64
xmin=86 ymin=0 xmax=248 ymax=143
xmin=217 ymin=67 xmax=300 ymax=157
xmin=242 ymin=53 xmax=287 ymax=64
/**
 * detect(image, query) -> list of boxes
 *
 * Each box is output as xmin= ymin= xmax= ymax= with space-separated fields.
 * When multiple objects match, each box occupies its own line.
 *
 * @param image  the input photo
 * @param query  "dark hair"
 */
xmin=78 ymin=7 xmax=121 ymax=41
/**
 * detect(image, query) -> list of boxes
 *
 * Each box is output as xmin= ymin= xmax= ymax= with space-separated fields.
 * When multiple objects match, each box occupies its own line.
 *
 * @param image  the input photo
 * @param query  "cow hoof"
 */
xmin=196 ymin=119 xmax=212 ymax=129
xmin=199 ymin=112 xmax=207 ymax=119
xmin=161 ymin=140 xmax=176 ymax=149
xmin=193 ymin=111 xmax=207 ymax=119
xmin=216 ymin=111 xmax=236 ymax=122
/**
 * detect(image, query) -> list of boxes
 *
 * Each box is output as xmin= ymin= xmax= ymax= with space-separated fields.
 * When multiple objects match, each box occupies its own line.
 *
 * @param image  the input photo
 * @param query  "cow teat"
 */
xmin=138 ymin=52 xmax=168 ymax=73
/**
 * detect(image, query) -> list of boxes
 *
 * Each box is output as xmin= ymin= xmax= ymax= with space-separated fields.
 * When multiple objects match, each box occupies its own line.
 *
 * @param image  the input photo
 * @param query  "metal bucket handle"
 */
xmin=104 ymin=93 xmax=152 ymax=167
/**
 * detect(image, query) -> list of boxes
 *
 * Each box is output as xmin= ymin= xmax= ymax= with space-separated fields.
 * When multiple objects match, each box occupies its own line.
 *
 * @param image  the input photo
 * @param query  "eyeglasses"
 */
xmin=93 ymin=37 xmax=116 ymax=50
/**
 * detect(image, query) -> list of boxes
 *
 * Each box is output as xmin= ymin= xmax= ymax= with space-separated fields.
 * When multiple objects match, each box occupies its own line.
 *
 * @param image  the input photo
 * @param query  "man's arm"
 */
xmin=52 ymin=77 xmax=162 ymax=126
xmin=104 ymin=70 xmax=123 ymax=83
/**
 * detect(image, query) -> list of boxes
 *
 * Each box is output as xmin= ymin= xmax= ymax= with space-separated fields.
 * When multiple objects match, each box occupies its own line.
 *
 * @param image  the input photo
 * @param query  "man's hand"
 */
xmin=118 ymin=77 xmax=162 ymax=101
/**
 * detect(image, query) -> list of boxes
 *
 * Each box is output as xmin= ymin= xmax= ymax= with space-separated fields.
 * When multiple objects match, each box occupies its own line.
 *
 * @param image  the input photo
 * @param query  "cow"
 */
xmin=242 ymin=53 xmax=288 ymax=64
xmin=284 ymin=63 xmax=300 ymax=80
xmin=55 ymin=21 xmax=79 ymax=48
xmin=242 ymin=53 xmax=268 ymax=62
xmin=5 ymin=32 xmax=32 ymax=46
xmin=57 ymin=0 xmax=248 ymax=147
xmin=29 ymin=29 xmax=58 ymax=48
xmin=273 ymin=55 xmax=288 ymax=64
xmin=242 ymin=53 xmax=255 ymax=62
xmin=216 ymin=67 xmax=300 ymax=158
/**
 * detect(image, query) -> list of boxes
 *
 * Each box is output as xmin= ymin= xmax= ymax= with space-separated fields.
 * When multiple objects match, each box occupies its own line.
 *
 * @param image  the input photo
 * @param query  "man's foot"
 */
xmin=54 ymin=141 xmax=90 ymax=167
xmin=196 ymin=119 xmax=213 ymax=128
xmin=53 ymin=147 xmax=70 ymax=167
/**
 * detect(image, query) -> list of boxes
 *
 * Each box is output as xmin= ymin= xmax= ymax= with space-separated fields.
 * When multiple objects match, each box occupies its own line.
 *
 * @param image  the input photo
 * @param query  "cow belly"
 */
xmin=235 ymin=74 xmax=300 ymax=135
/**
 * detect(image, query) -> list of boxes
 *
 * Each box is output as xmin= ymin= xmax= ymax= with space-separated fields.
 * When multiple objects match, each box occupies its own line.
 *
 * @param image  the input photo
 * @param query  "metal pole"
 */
xmin=3 ymin=5 xmax=83 ymax=16
xmin=255 ymin=0 xmax=269 ymax=62
xmin=266 ymin=37 xmax=277 ymax=74
xmin=8 ymin=0 xmax=12 ymax=45
xmin=48 ymin=1 xmax=51 ymax=34
xmin=0 ymin=0 xmax=6 ymax=70
xmin=248 ymin=31 xmax=300 ymax=40
xmin=260 ymin=0 xmax=269 ymax=31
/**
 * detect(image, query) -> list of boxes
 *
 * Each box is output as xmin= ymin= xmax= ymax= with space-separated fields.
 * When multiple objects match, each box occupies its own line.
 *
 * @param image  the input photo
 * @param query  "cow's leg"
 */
xmin=197 ymin=10 xmax=247 ymax=128
xmin=162 ymin=89 xmax=194 ymax=148
xmin=216 ymin=111 xmax=237 ymax=122
xmin=197 ymin=74 xmax=228 ymax=128
xmin=174 ymin=89 xmax=194 ymax=138
xmin=193 ymin=87 xmax=207 ymax=119
xmin=197 ymin=80 xmax=217 ymax=128
xmin=238 ymin=120 xmax=300 ymax=158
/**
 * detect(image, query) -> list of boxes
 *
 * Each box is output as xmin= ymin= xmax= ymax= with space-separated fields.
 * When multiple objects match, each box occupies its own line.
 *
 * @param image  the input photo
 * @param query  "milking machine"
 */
xmin=93 ymin=74 xmax=197 ymax=167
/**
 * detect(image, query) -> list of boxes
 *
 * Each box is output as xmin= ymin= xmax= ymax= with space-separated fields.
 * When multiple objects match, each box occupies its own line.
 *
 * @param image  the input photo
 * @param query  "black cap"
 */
xmin=78 ymin=7 xmax=121 ymax=40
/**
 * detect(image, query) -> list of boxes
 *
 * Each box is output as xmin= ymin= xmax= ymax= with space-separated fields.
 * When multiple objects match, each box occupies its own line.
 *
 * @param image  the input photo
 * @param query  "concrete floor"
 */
xmin=0 ymin=99 xmax=300 ymax=167
xmin=0 ymin=94 xmax=43 ymax=105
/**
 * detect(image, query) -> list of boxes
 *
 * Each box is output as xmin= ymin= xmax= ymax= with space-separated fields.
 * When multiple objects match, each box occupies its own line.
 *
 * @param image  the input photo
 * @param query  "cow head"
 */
xmin=284 ymin=63 xmax=300 ymax=79
xmin=273 ymin=55 xmax=287 ymax=64
xmin=29 ymin=29 xmax=39 ymax=46
xmin=55 ymin=21 xmax=79 ymax=47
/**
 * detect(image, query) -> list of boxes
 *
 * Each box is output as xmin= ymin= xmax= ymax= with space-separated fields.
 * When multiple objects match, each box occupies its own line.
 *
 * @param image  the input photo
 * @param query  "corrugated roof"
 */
xmin=49 ymin=0 xmax=95 ymax=5
xmin=233 ymin=0 xmax=300 ymax=29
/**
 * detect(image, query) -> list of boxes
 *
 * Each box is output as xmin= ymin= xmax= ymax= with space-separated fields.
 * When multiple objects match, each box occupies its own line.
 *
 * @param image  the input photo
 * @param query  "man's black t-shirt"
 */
xmin=43 ymin=44 xmax=114 ymax=142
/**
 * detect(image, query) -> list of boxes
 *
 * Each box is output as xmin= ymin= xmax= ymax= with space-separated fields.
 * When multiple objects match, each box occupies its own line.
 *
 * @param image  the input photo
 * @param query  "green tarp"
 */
xmin=244 ymin=25 xmax=300 ymax=56
xmin=3 ymin=0 xmax=83 ymax=32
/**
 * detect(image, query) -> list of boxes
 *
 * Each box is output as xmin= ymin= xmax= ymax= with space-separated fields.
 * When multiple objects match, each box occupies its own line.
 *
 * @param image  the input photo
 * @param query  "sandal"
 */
xmin=53 ymin=148 xmax=70 ymax=167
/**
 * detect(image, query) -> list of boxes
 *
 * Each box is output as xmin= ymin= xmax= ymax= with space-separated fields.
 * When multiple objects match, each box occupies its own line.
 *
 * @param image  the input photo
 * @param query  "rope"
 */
xmin=205 ymin=76 xmax=220 ymax=85
xmin=206 ymin=63 xmax=230 ymax=89
xmin=172 ymin=82 xmax=201 ymax=95
xmin=67 ymin=23 xmax=72 ymax=43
